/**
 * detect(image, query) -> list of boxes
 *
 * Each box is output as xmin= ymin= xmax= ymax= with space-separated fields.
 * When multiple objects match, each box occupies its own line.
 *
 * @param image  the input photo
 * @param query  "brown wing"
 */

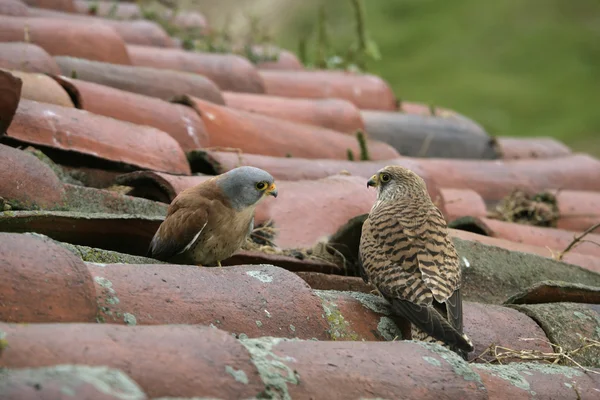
xmin=360 ymin=201 xmax=471 ymax=352
xmin=148 ymin=190 xmax=212 ymax=261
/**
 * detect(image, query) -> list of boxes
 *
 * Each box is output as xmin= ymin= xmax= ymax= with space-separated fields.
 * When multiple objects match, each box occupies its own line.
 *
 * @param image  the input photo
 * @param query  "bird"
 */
xmin=147 ymin=166 xmax=278 ymax=267
xmin=358 ymin=165 xmax=473 ymax=359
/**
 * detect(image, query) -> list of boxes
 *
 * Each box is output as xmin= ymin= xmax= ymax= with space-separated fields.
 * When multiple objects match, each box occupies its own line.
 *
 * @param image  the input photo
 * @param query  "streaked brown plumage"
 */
xmin=359 ymin=165 xmax=473 ymax=358
xmin=148 ymin=166 xmax=277 ymax=267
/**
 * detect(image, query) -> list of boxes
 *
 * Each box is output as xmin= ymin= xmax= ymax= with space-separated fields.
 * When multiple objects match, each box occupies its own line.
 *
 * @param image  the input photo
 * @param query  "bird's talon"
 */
xmin=217 ymin=261 xmax=222 ymax=268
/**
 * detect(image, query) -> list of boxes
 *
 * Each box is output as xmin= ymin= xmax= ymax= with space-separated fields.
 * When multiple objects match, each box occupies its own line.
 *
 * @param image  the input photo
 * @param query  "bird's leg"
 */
xmin=217 ymin=260 xmax=222 ymax=268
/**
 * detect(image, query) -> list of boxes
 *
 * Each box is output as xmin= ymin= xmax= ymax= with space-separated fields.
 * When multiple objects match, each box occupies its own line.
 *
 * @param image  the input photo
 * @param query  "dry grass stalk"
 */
xmin=471 ymin=336 xmax=600 ymax=375
xmin=554 ymin=222 xmax=600 ymax=261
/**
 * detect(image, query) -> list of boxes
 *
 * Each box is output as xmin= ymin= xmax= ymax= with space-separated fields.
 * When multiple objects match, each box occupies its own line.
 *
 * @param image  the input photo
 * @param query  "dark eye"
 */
xmin=380 ymin=173 xmax=391 ymax=183
xmin=256 ymin=182 xmax=266 ymax=190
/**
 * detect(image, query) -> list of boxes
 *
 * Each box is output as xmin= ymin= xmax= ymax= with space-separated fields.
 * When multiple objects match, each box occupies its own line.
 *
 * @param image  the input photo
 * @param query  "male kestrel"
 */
xmin=148 ymin=166 xmax=277 ymax=267
xmin=359 ymin=165 xmax=473 ymax=358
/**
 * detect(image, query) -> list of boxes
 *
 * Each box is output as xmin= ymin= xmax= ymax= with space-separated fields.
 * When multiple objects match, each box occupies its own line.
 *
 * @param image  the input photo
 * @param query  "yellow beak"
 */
xmin=367 ymin=175 xmax=378 ymax=188
xmin=265 ymin=182 xmax=278 ymax=197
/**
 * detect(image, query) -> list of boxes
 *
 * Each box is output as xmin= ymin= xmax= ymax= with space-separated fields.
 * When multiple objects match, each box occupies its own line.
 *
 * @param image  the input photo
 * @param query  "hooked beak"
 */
xmin=265 ymin=182 xmax=278 ymax=198
xmin=367 ymin=175 xmax=378 ymax=188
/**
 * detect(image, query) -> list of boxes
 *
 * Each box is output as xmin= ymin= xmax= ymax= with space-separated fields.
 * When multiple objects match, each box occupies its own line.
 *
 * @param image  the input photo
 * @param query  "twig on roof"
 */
xmin=555 ymin=222 xmax=600 ymax=261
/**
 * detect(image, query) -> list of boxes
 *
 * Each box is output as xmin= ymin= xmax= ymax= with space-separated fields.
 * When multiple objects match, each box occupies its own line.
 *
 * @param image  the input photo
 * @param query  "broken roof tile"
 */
xmin=0 ymin=69 xmax=21 ymax=133
xmin=222 ymin=91 xmax=365 ymax=134
xmin=451 ymin=216 xmax=600 ymax=258
xmin=0 ymin=42 xmax=61 ymax=74
xmin=0 ymin=365 xmax=149 ymax=400
xmin=439 ymin=188 xmax=488 ymax=222
xmin=504 ymin=281 xmax=600 ymax=305
xmin=494 ymin=136 xmax=572 ymax=159
xmin=27 ymin=7 xmax=177 ymax=48
xmin=178 ymin=96 xmax=400 ymax=160
xmin=52 ymin=75 xmax=210 ymax=151
xmin=126 ymin=44 xmax=266 ymax=93
xmin=361 ymin=109 xmax=498 ymax=159
xmin=5 ymin=68 xmax=74 ymax=107
xmin=0 ymin=15 xmax=131 ymax=64
xmin=0 ymin=231 xmax=97 ymax=323
xmin=54 ymin=56 xmax=225 ymax=104
xmin=5 ymin=98 xmax=192 ymax=175
xmin=259 ymin=69 xmax=397 ymax=111
xmin=74 ymin=0 xmax=142 ymax=19
xmin=0 ymin=0 xmax=28 ymax=16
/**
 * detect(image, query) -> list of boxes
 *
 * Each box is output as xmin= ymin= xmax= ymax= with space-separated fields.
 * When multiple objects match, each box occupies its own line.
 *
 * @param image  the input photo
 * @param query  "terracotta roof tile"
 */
xmin=6 ymin=98 xmax=191 ymax=174
xmin=361 ymin=109 xmax=497 ymax=159
xmin=259 ymin=69 xmax=398 ymax=111
xmin=0 ymin=0 xmax=28 ymax=16
xmin=1 ymin=7 xmax=600 ymax=398
xmin=54 ymin=55 xmax=225 ymax=104
xmin=0 ymin=42 xmax=61 ymax=74
xmin=26 ymin=7 xmax=177 ymax=48
xmin=222 ymin=91 xmax=365 ymax=134
xmin=0 ymin=15 xmax=131 ymax=64
xmin=177 ymin=96 xmax=400 ymax=160
xmin=51 ymin=75 xmax=210 ymax=151
xmin=127 ymin=44 xmax=266 ymax=93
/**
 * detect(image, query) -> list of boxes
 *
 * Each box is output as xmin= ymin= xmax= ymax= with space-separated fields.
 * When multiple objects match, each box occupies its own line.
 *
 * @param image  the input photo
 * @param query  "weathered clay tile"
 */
xmin=187 ymin=150 xmax=425 ymax=180
xmin=0 ymin=0 xmax=28 ymax=16
xmin=0 ymin=232 xmax=97 ymax=323
xmin=4 ymin=68 xmax=74 ymax=107
xmin=223 ymin=251 xmax=343 ymax=275
xmin=0 ymin=42 xmax=61 ymax=74
xmin=0 ymin=69 xmax=21 ymax=133
xmin=74 ymin=0 xmax=141 ymax=19
xmin=439 ymin=188 xmax=488 ymax=222
xmin=88 ymin=263 xmax=331 ymax=339
xmin=127 ymin=44 xmax=266 ymax=93
xmin=166 ymin=10 xmax=209 ymax=35
xmin=549 ymin=189 xmax=600 ymax=232
xmin=0 ymin=211 xmax=162 ymax=255
xmin=0 ymin=365 xmax=149 ymax=400
xmin=251 ymin=45 xmax=304 ymax=70
xmin=295 ymin=271 xmax=375 ymax=294
xmin=52 ymin=75 xmax=210 ymax=151
xmin=0 ymin=15 xmax=131 ymax=64
xmin=54 ymin=56 xmax=225 ymax=104
xmin=420 ymin=153 xmax=600 ymax=202
xmin=450 ymin=216 xmax=600 ymax=257
xmin=510 ymin=302 xmax=600 ymax=368
xmin=178 ymin=96 xmax=400 ymax=160
xmin=494 ymin=136 xmax=572 ymax=159
xmin=451 ymin=228 xmax=600 ymax=275
xmin=473 ymin=363 xmax=600 ymax=400
xmin=222 ymin=91 xmax=365 ymax=134
xmin=361 ymin=109 xmax=498 ymax=159
xmin=0 ymin=323 xmax=265 ymax=398
xmin=21 ymin=0 xmax=74 ymax=12
xmin=259 ymin=69 xmax=397 ymax=111
xmin=5 ymin=98 xmax=192 ymax=175
xmin=0 ymin=144 xmax=65 ymax=209
xmin=27 ymin=7 xmax=176 ymax=48
xmin=504 ymin=281 xmax=600 ymax=305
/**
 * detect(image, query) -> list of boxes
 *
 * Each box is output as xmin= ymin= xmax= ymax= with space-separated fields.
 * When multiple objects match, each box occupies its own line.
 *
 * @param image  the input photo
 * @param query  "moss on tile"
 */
xmin=453 ymin=237 xmax=600 ymax=304
xmin=508 ymin=302 xmax=600 ymax=368
xmin=225 ymin=365 xmax=249 ymax=385
xmin=0 ymin=330 xmax=8 ymax=355
xmin=24 ymin=146 xmax=83 ymax=186
xmin=314 ymin=291 xmax=360 ymax=341
xmin=239 ymin=337 xmax=299 ymax=400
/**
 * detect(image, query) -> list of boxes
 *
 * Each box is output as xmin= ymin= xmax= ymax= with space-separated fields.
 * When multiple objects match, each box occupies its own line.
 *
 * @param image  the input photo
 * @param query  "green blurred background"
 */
xmin=190 ymin=0 xmax=600 ymax=156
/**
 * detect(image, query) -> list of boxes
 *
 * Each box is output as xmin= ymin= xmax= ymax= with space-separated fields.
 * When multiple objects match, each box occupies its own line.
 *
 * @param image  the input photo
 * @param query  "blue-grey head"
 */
xmin=216 ymin=166 xmax=277 ymax=211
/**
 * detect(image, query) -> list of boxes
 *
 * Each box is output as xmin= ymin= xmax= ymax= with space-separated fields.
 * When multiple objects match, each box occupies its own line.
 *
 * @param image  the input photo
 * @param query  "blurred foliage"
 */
xmin=274 ymin=0 xmax=600 ymax=155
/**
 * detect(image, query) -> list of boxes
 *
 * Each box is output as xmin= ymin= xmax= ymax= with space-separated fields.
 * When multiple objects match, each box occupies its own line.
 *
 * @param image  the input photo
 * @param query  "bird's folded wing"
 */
xmin=388 ymin=297 xmax=473 ymax=352
xmin=148 ymin=200 xmax=210 ymax=260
